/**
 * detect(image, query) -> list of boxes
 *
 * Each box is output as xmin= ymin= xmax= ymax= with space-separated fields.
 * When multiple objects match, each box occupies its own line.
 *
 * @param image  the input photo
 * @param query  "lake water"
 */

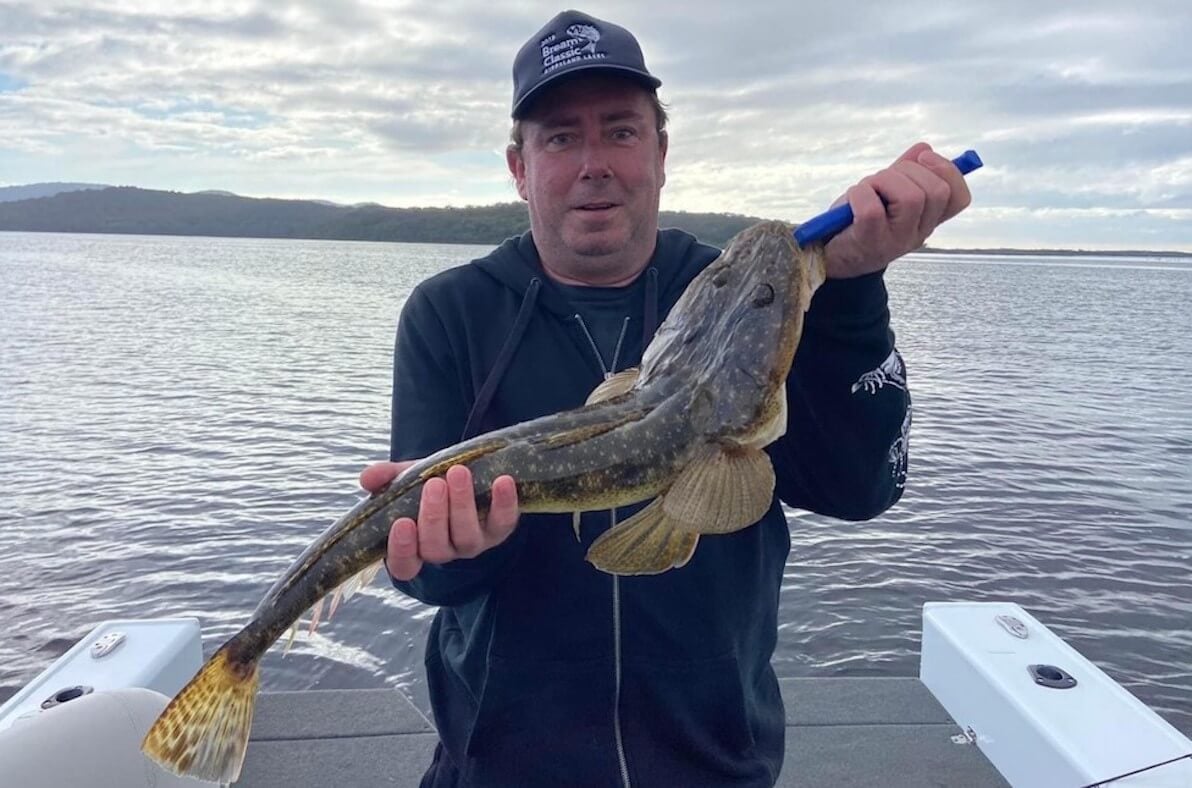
xmin=2 ymin=231 xmax=1190 ymax=734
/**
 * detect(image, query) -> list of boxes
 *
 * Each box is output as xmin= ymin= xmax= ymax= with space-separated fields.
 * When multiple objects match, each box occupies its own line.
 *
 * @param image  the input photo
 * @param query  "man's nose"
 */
xmin=578 ymin=139 xmax=613 ymax=180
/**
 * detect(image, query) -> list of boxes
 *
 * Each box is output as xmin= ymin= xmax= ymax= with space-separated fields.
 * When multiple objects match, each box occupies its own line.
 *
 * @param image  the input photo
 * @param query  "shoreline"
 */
xmin=2 ymin=228 xmax=1189 ymax=259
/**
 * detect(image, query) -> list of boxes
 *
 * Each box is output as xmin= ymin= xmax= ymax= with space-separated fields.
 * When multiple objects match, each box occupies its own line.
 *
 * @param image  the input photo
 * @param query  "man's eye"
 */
xmin=611 ymin=128 xmax=638 ymax=141
xmin=547 ymin=133 xmax=574 ymax=147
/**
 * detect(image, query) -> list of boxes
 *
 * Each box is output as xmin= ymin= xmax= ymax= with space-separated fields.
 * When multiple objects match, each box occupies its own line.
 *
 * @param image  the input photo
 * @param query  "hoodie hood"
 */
xmin=471 ymin=229 xmax=716 ymax=320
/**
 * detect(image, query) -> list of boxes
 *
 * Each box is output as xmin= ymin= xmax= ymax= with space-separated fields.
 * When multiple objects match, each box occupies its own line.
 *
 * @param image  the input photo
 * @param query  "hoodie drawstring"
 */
xmin=461 ymin=264 xmax=660 ymax=441
xmin=643 ymin=266 xmax=659 ymax=343
xmin=461 ymin=277 xmax=541 ymax=441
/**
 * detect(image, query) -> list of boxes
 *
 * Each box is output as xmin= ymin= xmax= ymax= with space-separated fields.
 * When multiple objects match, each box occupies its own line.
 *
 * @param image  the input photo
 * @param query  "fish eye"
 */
xmin=712 ymin=269 xmax=730 ymax=288
xmin=751 ymin=283 xmax=775 ymax=307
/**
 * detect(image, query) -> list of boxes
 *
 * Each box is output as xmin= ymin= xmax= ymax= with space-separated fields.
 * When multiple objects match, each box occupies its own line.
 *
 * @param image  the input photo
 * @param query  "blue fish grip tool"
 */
xmin=792 ymin=149 xmax=983 ymax=247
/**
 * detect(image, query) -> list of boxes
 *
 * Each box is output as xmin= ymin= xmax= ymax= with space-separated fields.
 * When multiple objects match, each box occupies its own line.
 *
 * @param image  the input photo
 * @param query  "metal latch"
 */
xmin=90 ymin=631 xmax=126 ymax=659
xmin=951 ymin=726 xmax=977 ymax=745
xmin=995 ymin=614 xmax=1029 ymax=639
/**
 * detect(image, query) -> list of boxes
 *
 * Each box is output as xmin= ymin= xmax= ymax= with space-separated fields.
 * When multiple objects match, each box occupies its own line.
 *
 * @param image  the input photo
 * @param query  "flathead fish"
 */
xmin=142 ymin=220 xmax=826 ymax=783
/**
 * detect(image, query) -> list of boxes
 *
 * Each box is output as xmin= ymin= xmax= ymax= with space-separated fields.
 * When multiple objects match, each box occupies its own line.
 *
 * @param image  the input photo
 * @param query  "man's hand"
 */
xmin=823 ymin=142 xmax=972 ymax=279
xmin=359 ymin=461 xmax=520 ymax=582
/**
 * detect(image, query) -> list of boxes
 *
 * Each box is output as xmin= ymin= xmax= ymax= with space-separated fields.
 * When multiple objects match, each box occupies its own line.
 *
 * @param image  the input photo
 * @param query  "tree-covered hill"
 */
xmin=0 ymin=186 xmax=763 ymax=248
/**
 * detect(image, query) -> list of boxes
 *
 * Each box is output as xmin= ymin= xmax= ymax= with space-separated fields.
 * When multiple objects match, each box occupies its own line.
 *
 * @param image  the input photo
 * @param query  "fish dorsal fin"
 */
xmin=585 ymin=367 xmax=640 ymax=405
xmin=663 ymin=443 xmax=776 ymax=534
xmin=586 ymin=498 xmax=699 ymax=575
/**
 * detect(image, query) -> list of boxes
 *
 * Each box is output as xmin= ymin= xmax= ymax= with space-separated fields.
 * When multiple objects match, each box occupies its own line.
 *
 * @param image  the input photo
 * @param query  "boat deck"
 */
xmin=238 ymin=677 xmax=1007 ymax=787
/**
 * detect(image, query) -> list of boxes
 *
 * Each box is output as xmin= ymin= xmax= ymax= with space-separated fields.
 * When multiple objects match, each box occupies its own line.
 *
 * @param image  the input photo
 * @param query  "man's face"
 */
xmin=507 ymin=74 xmax=668 ymax=284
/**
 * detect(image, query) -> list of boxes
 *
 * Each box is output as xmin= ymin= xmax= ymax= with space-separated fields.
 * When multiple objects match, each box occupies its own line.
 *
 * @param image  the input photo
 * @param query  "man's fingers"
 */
xmin=360 ymin=460 xmax=416 ymax=494
xmin=417 ymin=477 xmax=453 ymax=564
xmin=484 ymin=475 xmax=520 ymax=542
xmin=916 ymin=148 xmax=972 ymax=222
xmin=845 ymin=181 xmax=887 ymax=242
xmin=387 ymin=518 xmax=422 ymax=582
xmin=445 ymin=465 xmax=485 ymax=558
xmin=895 ymin=141 xmax=934 ymax=166
xmin=867 ymin=167 xmax=926 ymax=234
xmin=893 ymin=159 xmax=950 ymax=244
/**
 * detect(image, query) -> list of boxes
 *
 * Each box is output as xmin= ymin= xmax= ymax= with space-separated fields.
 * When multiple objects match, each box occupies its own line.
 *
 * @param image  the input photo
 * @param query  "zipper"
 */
xmin=612 ymin=541 xmax=632 ymax=788
xmin=573 ymin=313 xmax=633 ymax=787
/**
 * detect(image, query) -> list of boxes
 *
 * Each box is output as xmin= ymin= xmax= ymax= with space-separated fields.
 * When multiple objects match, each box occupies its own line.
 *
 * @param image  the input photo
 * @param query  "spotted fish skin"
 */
xmin=142 ymin=220 xmax=825 ymax=783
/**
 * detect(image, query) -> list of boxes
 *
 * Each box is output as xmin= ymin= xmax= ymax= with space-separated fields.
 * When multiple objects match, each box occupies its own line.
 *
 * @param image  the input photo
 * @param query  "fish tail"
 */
xmin=141 ymin=640 xmax=261 ymax=784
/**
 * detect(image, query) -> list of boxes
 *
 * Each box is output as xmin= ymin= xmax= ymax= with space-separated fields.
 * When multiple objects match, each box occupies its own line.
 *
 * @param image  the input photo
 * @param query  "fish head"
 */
xmin=641 ymin=221 xmax=825 ymax=440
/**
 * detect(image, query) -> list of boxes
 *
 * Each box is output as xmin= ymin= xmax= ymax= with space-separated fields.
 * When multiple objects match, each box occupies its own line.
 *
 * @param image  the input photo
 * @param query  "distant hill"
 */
xmin=0 ymin=182 xmax=112 ymax=203
xmin=0 ymin=186 xmax=762 ymax=247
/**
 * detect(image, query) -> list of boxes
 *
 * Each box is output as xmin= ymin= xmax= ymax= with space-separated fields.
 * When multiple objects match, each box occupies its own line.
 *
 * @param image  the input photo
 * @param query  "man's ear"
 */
xmin=658 ymin=130 xmax=668 ymax=189
xmin=506 ymin=145 xmax=529 ymax=201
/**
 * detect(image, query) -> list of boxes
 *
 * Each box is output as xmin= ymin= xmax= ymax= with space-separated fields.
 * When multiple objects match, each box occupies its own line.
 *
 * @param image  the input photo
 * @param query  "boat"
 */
xmin=2 ymin=603 xmax=1189 ymax=786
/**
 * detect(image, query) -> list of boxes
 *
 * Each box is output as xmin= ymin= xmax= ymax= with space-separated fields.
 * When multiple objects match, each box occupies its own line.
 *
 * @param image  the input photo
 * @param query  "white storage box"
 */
xmin=0 ymin=618 xmax=202 ymax=732
xmin=921 ymin=602 xmax=1192 ymax=787
xmin=0 ymin=688 xmax=206 ymax=786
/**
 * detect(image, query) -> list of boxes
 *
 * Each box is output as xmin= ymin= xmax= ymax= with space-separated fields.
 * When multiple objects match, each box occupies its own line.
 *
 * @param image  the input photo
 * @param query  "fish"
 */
xmin=141 ymin=220 xmax=826 ymax=783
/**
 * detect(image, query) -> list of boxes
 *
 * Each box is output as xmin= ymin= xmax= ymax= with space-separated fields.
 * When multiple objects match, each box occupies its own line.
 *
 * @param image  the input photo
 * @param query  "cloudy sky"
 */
xmin=1 ymin=1 xmax=1190 ymax=250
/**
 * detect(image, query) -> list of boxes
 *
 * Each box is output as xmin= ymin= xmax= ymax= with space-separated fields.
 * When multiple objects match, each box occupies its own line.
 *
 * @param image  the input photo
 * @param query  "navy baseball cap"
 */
xmin=511 ymin=10 xmax=662 ymax=118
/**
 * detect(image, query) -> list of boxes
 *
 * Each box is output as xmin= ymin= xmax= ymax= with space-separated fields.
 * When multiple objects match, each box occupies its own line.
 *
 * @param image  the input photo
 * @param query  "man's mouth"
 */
xmin=575 ymin=202 xmax=618 ymax=212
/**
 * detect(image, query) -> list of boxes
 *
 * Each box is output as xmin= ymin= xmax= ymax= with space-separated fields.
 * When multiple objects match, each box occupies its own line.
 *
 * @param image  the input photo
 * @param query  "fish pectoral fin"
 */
xmin=584 ymin=367 xmax=640 ymax=405
xmin=573 ymin=511 xmax=583 ymax=542
xmin=663 ymin=444 xmax=776 ymax=534
xmin=585 ymin=498 xmax=699 ymax=575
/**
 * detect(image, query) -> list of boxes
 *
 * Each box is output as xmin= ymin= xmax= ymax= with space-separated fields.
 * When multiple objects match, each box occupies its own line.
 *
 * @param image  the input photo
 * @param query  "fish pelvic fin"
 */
xmin=586 ymin=498 xmax=698 ymax=575
xmin=584 ymin=367 xmax=640 ymax=404
xmin=142 ymin=643 xmax=261 ymax=784
xmin=664 ymin=444 xmax=775 ymax=534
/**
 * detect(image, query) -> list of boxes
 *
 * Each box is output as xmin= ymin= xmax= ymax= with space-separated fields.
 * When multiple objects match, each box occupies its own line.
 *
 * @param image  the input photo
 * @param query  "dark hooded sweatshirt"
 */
xmin=389 ymin=229 xmax=910 ymax=788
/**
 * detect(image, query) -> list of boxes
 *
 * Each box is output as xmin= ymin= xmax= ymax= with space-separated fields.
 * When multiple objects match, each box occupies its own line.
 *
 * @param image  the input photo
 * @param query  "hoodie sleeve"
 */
xmin=767 ymin=270 xmax=911 ymax=520
xmin=386 ymin=284 xmax=527 ymax=606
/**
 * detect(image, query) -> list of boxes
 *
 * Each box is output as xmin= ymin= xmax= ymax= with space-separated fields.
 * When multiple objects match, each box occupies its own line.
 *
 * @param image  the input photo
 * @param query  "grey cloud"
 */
xmin=0 ymin=5 xmax=282 ymax=41
xmin=0 ymin=0 xmax=1190 ymax=248
xmin=979 ymin=121 xmax=1192 ymax=169
xmin=370 ymin=112 xmax=493 ymax=153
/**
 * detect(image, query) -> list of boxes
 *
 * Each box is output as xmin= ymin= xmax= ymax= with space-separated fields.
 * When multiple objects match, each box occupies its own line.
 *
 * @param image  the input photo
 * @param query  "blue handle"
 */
xmin=792 ymin=150 xmax=983 ymax=247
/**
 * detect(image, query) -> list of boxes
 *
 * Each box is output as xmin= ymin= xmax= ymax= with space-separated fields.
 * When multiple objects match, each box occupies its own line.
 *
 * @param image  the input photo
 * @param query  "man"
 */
xmin=360 ymin=10 xmax=970 ymax=787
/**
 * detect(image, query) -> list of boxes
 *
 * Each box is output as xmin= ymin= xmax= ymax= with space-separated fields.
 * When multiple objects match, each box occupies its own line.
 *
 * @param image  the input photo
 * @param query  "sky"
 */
xmin=1 ymin=1 xmax=1190 ymax=250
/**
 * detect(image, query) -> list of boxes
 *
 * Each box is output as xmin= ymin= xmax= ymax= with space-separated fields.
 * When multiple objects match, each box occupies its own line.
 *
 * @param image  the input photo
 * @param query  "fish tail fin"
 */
xmin=142 ymin=642 xmax=261 ymax=784
xmin=586 ymin=498 xmax=699 ymax=575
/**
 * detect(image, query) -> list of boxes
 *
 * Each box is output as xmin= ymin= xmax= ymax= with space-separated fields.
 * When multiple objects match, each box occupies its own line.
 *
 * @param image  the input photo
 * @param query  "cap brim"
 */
xmin=512 ymin=65 xmax=662 ymax=118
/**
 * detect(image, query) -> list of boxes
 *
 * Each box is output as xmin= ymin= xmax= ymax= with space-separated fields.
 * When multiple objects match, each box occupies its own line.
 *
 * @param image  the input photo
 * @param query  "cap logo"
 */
xmin=540 ymin=23 xmax=606 ymax=75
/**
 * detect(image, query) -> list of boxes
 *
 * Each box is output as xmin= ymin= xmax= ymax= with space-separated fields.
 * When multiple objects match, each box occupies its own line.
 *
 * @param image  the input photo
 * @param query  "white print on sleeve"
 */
xmin=850 ymin=350 xmax=907 ymax=395
xmin=851 ymin=349 xmax=911 ymax=488
xmin=888 ymin=402 xmax=911 ymax=489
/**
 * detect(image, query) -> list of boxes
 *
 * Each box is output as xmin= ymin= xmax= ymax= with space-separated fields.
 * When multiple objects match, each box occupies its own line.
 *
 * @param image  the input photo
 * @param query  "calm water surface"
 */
xmin=2 ymin=232 xmax=1190 ymax=733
